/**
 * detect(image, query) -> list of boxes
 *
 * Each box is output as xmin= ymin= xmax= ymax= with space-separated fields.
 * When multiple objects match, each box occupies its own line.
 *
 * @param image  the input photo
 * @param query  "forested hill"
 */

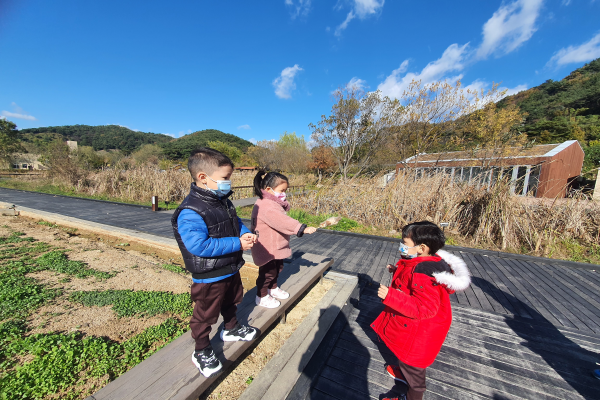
xmin=18 ymin=125 xmax=254 ymax=157
xmin=160 ymin=129 xmax=254 ymax=159
xmin=19 ymin=125 xmax=172 ymax=154
xmin=500 ymin=57 xmax=600 ymax=144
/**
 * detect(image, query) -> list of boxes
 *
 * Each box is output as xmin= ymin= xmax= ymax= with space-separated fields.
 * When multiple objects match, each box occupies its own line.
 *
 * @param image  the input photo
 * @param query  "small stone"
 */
xmin=389 ymin=229 xmax=397 ymax=234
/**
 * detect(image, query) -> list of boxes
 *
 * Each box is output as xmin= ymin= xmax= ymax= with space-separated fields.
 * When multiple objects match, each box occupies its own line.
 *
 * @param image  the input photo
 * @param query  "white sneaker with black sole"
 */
xmin=220 ymin=323 xmax=258 ymax=342
xmin=192 ymin=346 xmax=222 ymax=378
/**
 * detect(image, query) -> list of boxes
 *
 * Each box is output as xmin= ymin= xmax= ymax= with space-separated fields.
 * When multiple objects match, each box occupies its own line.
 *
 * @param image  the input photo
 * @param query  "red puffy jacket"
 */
xmin=371 ymin=250 xmax=471 ymax=368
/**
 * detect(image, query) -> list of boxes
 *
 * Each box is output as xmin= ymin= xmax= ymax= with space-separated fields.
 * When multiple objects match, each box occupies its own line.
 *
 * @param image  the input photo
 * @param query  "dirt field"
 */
xmin=0 ymin=213 xmax=334 ymax=399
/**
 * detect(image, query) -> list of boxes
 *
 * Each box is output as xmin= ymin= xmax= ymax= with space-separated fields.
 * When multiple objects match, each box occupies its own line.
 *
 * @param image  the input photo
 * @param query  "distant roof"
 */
xmin=400 ymin=141 xmax=578 ymax=164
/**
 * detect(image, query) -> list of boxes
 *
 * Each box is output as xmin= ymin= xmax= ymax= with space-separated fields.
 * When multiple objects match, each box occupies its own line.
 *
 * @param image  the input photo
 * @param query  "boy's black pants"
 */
xmin=399 ymin=359 xmax=427 ymax=400
xmin=190 ymin=272 xmax=243 ymax=351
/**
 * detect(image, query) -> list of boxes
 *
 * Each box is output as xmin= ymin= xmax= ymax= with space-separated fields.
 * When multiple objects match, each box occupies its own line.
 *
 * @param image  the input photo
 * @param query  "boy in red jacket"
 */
xmin=371 ymin=222 xmax=471 ymax=400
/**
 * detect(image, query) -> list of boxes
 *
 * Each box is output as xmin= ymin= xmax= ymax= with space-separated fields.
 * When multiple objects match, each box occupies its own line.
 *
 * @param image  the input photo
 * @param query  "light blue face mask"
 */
xmin=399 ymin=242 xmax=418 ymax=259
xmin=205 ymin=176 xmax=231 ymax=197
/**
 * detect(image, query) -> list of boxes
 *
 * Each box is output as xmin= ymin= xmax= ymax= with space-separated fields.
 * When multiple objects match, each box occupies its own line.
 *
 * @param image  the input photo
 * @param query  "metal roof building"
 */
xmin=396 ymin=140 xmax=584 ymax=198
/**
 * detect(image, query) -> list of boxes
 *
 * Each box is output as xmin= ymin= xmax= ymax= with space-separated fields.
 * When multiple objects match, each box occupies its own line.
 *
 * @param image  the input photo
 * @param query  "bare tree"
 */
xmin=309 ymin=86 xmax=403 ymax=180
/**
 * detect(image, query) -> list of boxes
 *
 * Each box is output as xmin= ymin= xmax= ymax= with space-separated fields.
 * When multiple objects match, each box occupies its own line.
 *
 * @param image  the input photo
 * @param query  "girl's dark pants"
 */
xmin=256 ymin=259 xmax=284 ymax=297
xmin=190 ymin=273 xmax=243 ymax=351
xmin=398 ymin=359 xmax=427 ymax=400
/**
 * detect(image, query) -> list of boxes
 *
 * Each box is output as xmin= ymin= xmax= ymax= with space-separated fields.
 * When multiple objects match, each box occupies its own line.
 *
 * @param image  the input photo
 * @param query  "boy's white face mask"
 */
xmin=399 ymin=242 xmax=418 ymax=259
xmin=205 ymin=176 xmax=231 ymax=197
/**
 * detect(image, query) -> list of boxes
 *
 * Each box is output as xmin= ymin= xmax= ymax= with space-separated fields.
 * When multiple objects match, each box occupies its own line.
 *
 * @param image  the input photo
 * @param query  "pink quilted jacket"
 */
xmin=250 ymin=191 xmax=303 ymax=267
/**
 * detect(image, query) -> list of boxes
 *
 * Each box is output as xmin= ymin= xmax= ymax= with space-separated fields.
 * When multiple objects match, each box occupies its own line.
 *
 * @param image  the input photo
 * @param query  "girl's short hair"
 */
xmin=253 ymin=171 xmax=289 ymax=199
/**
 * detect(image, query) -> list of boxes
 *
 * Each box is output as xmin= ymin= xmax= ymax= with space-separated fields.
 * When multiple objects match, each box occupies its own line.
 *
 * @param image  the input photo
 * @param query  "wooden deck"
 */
xmin=1 ymin=188 xmax=599 ymax=399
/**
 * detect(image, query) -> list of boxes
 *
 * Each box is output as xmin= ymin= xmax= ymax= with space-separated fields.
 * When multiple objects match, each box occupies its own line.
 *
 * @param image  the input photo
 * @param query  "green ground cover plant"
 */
xmin=69 ymin=290 xmax=193 ymax=318
xmin=161 ymin=263 xmax=185 ymax=274
xmin=36 ymin=251 xmax=116 ymax=280
xmin=0 ymin=228 xmax=192 ymax=399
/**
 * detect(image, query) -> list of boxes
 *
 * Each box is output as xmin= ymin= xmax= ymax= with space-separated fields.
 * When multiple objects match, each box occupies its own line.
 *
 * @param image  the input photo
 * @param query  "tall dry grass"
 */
xmin=289 ymin=172 xmax=600 ymax=256
xmin=38 ymin=165 xmax=316 ymax=202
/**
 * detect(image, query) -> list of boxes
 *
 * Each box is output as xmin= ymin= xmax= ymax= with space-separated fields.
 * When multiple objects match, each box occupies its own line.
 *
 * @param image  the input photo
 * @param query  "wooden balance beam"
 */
xmin=87 ymin=252 xmax=334 ymax=400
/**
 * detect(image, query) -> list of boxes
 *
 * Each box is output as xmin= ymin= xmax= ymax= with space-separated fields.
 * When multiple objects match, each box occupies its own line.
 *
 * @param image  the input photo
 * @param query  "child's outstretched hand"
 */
xmin=305 ymin=227 xmax=317 ymax=234
xmin=386 ymin=263 xmax=396 ymax=273
xmin=377 ymin=284 xmax=389 ymax=300
xmin=241 ymin=233 xmax=258 ymax=243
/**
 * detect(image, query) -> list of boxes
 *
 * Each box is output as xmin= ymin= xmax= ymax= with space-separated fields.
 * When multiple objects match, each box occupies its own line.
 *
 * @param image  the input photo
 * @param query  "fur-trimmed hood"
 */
xmin=434 ymin=250 xmax=471 ymax=292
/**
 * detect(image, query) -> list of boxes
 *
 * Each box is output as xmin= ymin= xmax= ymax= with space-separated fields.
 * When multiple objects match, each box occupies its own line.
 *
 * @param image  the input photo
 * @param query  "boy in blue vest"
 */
xmin=171 ymin=147 xmax=258 ymax=378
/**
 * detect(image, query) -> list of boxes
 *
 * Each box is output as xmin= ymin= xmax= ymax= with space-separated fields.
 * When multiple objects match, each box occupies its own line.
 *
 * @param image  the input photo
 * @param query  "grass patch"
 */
xmin=0 ymin=318 xmax=187 ymax=400
xmin=161 ymin=263 xmax=185 ymax=274
xmin=69 ymin=290 xmax=193 ymax=318
xmin=0 ymin=261 xmax=62 ymax=320
xmin=236 ymin=205 xmax=253 ymax=219
xmin=36 ymin=251 xmax=116 ymax=280
xmin=37 ymin=220 xmax=59 ymax=228
xmin=287 ymin=209 xmax=362 ymax=232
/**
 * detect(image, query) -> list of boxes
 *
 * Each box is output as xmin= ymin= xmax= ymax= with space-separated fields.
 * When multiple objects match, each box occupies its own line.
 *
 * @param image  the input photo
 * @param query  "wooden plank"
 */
xmin=491 ymin=257 xmax=563 ymax=326
xmin=318 ymin=366 xmax=388 ymax=399
xmin=239 ymin=273 xmax=358 ymax=400
xmin=529 ymin=262 xmax=600 ymax=325
xmin=88 ymin=253 xmax=333 ymax=400
xmin=363 ymin=240 xmax=393 ymax=284
xmin=286 ymin=277 xmax=360 ymax=400
xmin=482 ymin=256 xmax=536 ymax=319
xmin=549 ymin=265 xmax=600 ymax=306
xmin=460 ymin=252 xmax=509 ymax=314
xmin=512 ymin=259 xmax=594 ymax=331
xmin=438 ymin=338 xmax=600 ymax=396
xmin=313 ymin=376 xmax=378 ymax=400
xmin=473 ymin=254 xmax=529 ymax=317
xmin=436 ymin=345 xmax=593 ymax=399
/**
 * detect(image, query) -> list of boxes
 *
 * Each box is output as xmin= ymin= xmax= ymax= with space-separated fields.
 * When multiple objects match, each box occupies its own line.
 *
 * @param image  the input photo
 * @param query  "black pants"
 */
xmin=190 ymin=273 xmax=243 ymax=350
xmin=398 ymin=359 xmax=427 ymax=400
xmin=256 ymin=259 xmax=284 ymax=297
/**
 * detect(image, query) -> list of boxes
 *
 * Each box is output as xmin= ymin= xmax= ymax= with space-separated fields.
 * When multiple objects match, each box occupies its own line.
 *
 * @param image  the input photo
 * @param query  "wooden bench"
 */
xmin=86 ymin=253 xmax=334 ymax=400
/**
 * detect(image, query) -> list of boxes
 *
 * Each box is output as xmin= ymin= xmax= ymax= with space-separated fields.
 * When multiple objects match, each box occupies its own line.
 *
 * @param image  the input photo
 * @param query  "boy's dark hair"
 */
xmin=188 ymin=147 xmax=234 ymax=180
xmin=253 ymin=171 xmax=289 ymax=199
xmin=402 ymin=221 xmax=445 ymax=255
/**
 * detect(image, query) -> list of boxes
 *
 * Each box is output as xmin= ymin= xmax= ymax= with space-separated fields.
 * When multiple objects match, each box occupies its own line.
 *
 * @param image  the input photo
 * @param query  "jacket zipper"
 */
xmin=221 ymin=200 xmax=239 ymax=239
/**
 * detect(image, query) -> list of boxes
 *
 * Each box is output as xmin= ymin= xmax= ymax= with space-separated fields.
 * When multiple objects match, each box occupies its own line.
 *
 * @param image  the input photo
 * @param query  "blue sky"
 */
xmin=1 ymin=0 xmax=599 ymax=143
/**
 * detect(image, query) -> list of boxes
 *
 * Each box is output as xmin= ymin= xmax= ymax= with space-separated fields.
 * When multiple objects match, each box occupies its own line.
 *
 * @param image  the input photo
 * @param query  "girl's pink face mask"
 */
xmin=272 ymin=190 xmax=286 ymax=201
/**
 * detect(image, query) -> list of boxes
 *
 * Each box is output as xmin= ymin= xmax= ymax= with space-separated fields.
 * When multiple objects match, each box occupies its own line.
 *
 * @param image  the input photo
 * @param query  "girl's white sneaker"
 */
xmin=269 ymin=287 xmax=290 ymax=300
xmin=256 ymin=295 xmax=280 ymax=308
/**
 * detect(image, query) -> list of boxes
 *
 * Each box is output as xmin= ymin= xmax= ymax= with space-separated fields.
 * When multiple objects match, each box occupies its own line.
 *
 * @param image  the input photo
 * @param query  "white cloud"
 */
xmin=377 ymin=44 xmax=468 ymax=99
xmin=1 ymin=102 xmax=37 ymax=121
xmin=1 ymin=111 xmax=36 ymax=121
xmin=249 ymin=138 xmax=257 ymax=144
xmin=346 ymin=77 xmax=367 ymax=91
xmin=548 ymin=32 xmax=600 ymax=66
xmin=285 ymin=0 xmax=311 ymax=18
xmin=273 ymin=64 xmax=303 ymax=99
xmin=562 ymin=0 xmax=571 ymax=5
xmin=503 ymin=84 xmax=528 ymax=96
xmin=335 ymin=11 xmax=355 ymax=37
xmin=476 ymin=0 xmax=543 ymax=59
xmin=238 ymin=124 xmax=251 ymax=130
xmin=335 ymin=0 xmax=384 ymax=37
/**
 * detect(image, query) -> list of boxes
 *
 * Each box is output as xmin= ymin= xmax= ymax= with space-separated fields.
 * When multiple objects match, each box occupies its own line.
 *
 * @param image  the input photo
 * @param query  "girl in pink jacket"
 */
xmin=251 ymin=171 xmax=317 ymax=308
